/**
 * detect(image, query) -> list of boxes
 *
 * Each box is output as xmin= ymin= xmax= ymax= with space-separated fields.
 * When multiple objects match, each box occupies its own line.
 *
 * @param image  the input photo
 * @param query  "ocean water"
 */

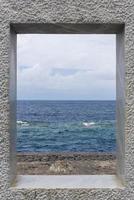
xmin=17 ymin=100 xmax=116 ymax=153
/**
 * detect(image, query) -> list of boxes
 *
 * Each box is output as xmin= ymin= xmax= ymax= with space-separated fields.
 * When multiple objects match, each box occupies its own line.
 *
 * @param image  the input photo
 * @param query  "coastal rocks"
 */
xmin=49 ymin=160 xmax=73 ymax=173
xmin=17 ymin=153 xmax=116 ymax=175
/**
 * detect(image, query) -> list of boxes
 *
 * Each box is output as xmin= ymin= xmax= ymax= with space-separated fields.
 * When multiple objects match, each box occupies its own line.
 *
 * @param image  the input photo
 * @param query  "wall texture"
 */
xmin=0 ymin=0 xmax=134 ymax=199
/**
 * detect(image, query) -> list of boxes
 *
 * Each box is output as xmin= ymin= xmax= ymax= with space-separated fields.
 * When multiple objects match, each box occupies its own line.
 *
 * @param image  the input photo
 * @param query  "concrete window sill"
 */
xmin=13 ymin=175 xmax=124 ymax=189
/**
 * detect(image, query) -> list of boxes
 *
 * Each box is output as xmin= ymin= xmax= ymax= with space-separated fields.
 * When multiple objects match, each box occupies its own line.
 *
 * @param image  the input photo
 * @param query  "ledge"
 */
xmin=13 ymin=175 xmax=124 ymax=189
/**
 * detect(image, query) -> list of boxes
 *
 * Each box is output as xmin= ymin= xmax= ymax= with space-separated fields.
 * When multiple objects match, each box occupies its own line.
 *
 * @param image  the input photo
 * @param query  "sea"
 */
xmin=17 ymin=100 xmax=116 ymax=153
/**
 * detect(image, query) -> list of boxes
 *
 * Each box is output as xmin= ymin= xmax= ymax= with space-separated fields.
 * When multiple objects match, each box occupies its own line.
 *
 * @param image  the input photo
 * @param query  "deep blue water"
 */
xmin=17 ymin=100 xmax=116 ymax=152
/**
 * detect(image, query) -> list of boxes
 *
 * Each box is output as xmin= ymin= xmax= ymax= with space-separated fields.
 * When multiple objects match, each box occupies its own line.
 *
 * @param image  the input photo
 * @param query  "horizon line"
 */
xmin=17 ymin=99 xmax=116 ymax=101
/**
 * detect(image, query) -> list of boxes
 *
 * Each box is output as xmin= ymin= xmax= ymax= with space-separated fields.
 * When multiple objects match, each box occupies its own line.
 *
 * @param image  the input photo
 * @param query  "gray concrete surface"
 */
xmin=0 ymin=0 xmax=133 ymax=199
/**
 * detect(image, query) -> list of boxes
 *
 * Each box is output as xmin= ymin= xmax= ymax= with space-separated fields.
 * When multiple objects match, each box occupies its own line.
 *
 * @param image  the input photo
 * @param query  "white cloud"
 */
xmin=17 ymin=34 xmax=116 ymax=100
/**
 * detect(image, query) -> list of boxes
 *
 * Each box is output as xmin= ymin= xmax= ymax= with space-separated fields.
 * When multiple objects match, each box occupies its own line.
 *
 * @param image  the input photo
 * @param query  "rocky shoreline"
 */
xmin=17 ymin=153 xmax=116 ymax=175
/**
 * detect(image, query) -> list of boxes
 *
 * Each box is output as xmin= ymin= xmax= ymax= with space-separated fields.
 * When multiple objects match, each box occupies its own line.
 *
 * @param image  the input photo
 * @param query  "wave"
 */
xmin=82 ymin=122 xmax=95 ymax=128
xmin=17 ymin=120 xmax=29 ymax=126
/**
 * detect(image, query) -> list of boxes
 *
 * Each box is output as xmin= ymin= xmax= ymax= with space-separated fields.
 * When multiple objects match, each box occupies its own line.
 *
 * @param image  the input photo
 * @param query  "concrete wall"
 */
xmin=0 ymin=0 xmax=133 ymax=199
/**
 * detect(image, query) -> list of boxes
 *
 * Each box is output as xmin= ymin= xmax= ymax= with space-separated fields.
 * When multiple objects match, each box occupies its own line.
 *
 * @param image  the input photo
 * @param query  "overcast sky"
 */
xmin=17 ymin=34 xmax=116 ymax=100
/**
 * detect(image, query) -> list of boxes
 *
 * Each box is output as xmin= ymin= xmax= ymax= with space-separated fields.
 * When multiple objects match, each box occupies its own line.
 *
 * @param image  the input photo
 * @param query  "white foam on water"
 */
xmin=17 ymin=120 xmax=29 ymax=126
xmin=83 ymin=122 xmax=95 ymax=128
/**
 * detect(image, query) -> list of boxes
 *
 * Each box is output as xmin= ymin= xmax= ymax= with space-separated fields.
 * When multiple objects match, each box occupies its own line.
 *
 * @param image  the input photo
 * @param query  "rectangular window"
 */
xmin=17 ymin=34 xmax=116 ymax=175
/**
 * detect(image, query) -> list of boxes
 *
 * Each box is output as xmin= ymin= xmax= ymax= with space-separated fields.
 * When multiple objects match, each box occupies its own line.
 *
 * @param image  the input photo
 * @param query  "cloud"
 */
xmin=17 ymin=34 xmax=116 ymax=100
xmin=50 ymin=68 xmax=92 ymax=76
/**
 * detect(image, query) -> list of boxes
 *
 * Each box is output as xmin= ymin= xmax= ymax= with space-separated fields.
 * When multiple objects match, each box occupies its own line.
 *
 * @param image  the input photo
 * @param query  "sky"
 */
xmin=17 ymin=34 xmax=116 ymax=100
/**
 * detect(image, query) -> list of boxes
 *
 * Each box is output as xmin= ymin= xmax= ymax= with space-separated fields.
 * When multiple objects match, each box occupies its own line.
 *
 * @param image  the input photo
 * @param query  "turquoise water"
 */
xmin=17 ymin=100 xmax=116 ymax=152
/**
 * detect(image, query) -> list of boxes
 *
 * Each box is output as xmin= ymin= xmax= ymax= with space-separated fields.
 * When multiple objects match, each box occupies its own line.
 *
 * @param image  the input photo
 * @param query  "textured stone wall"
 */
xmin=0 ymin=0 xmax=134 ymax=199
